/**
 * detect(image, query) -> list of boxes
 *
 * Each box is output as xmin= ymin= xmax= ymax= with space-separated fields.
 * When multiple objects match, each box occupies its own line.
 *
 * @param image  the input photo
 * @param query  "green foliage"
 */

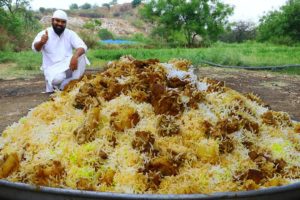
xmin=39 ymin=7 xmax=46 ymax=13
xmin=98 ymin=29 xmax=114 ymax=40
xmin=69 ymin=3 xmax=79 ymax=10
xmin=94 ymin=19 xmax=101 ymax=26
xmin=2 ymin=43 xmax=300 ymax=79
xmin=102 ymin=3 xmax=110 ymax=10
xmin=88 ymin=42 xmax=300 ymax=74
xmin=80 ymin=3 xmax=92 ymax=10
xmin=110 ymin=0 xmax=118 ymax=6
xmin=0 ymin=1 xmax=41 ymax=51
xmin=140 ymin=0 xmax=233 ymax=47
xmin=83 ymin=19 xmax=101 ymax=30
xmin=132 ymin=0 xmax=142 ymax=8
xmin=258 ymin=0 xmax=300 ymax=44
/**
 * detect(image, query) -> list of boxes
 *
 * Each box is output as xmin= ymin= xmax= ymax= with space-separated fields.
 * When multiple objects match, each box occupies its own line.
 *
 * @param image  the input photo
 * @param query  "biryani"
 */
xmin=0 ymin=56 xmax=299 ymax=194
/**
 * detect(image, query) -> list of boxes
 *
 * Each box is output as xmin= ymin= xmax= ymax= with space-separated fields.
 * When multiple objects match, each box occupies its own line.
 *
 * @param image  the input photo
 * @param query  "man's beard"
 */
xmin=52 ymin=25 xmax=65 ymax=36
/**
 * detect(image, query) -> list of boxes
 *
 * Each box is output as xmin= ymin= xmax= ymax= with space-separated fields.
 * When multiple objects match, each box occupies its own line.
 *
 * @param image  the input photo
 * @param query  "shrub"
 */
xmin=0 ymin=28 xmax=13 ymax=51
xmin=98 ymin=29 xmax=114 ymax=40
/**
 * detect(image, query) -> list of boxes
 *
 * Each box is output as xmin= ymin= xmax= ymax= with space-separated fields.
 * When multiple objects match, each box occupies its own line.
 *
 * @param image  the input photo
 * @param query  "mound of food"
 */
xmin=0 ymin=57 xmax=299 ymax=194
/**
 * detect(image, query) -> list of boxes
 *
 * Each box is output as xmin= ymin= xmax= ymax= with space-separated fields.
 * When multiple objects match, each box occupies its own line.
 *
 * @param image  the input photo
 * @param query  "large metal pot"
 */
xmin=0 ymin=180 xmax=299 ymax=200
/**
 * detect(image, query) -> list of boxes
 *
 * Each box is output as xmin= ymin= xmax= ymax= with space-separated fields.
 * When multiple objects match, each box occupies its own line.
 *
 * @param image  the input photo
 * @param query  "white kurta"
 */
xmin=32 ymin=27 xmax=90 ymax=92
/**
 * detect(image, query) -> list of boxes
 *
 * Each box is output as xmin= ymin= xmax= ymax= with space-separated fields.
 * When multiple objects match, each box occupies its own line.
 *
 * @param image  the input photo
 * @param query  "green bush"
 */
xmin=0 ymin=28 xmax=13 ymax=51
xmin=0 ymin=7 xmax=41 ymax=51
xmin=257 ymin=0 xmax=300 ymax=44
xmin=98 ymin=29 xmax=114 ymax=40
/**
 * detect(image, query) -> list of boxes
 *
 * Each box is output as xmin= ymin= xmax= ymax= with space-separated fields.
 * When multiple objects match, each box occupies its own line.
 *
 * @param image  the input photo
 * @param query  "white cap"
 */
xmin=52 ymin=10 xmax=68 ymax=21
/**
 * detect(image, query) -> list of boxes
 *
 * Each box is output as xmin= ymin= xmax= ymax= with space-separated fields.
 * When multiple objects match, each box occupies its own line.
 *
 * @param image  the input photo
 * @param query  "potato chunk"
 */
xmin=0 ymin=153 xmax=19 ymax=178
xmin=110 ymin=106 xmax=140 ymax=131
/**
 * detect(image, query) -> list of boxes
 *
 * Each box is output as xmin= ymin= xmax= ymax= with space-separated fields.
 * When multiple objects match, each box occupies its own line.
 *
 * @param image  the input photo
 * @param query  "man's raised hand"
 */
xmin=41 ymin=30 xmax=48 ymax=45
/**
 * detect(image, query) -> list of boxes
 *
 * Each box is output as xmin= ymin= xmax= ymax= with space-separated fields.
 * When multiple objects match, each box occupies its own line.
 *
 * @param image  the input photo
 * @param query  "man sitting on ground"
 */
xmin=32 ymin=10 xmax=89 ymax=93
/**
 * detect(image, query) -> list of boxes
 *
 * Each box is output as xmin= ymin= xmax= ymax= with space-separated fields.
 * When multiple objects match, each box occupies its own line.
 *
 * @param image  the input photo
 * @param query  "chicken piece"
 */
xmin=168 ymin=149 xmax=186 ymax=166
xmin=245 ymin=169 xmax=265 ymax=184
xmin=210 ymin=118 xmax=239 ymax=138
xmin=35 ymin=161 xmax=65 ymax=185
xmin=203 ymin=120 xmax=213 ymax=137
xmin=294 ymin=123 xmax=300 ymax=133
xmin=274 ymin=159 xmax=286 ymax=173
xmin=205 ymin=78 xmax=225 ymax=93
xmin=102 ymin=82 xmax=124 ymax=101
xmin=100 ymin=169 xmax=116 ymax=186
xmin=80 ymin=83 xmax=97 ymax=97
xmin=0 ymin=153 xmax=19 ymax=178
xmin=76 ymin=178 xmax=95 ymax=191
xmin=129 ymin=89 xmax=150 ymax=103
xmin=144 ymin=156 xmax=178 ymax=176
xmin=245 ymin=92 xmax=270 ymax=108
xmin=248 ymin=151 xmax=259 ymax=160
xmin=261 ymin=111 xmax=292 ymax=127
xmin=248 ymin=151 xmax=285 ymax=177
xmin=133 ymin=59 xmax=159 ymax=68
xmin=219 ymin=137 xmax=235 ymax=154
xmin=73 ymin=83 xmax=99 ymax=110
xmin=158 ymin=93 xmax=183 ymax=116
xmin=243 ymin=119 xmax=260 ymax=134
xmin=150 ymin=83 xmax=165 ymax=99
xmin=74 ymin=107 xmax=100 ymax=144
xmin=132 ymin=131 xmax=155 ymax=153
xmin=147 ymin=171 xmax=162 ymax=190
xmin=110 ymin=106 xmax=140 ymax=131
xmin=158 ymin=115 xmax=180 ymax=136
xmin=242 ymin=141 xmax=254 ymax=149
xmin=221 ymin=118 xmax=239 ymax=134
xmin=167 ymin=77 xmax=189 ymax=88
xmin=183 ymin=86 xmax=204 ymax=109
xmin=99 ymin=150 xmax=108 ymax=160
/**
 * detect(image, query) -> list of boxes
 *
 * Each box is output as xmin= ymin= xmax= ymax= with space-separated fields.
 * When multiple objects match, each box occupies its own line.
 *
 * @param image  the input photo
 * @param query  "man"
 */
xmin=32 ymin=10 xmax=90 ymax=93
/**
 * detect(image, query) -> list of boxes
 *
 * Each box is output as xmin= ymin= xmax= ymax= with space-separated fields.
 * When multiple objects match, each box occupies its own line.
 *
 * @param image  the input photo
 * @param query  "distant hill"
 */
xmin=38 ymin=3 xmax=152 ymax=37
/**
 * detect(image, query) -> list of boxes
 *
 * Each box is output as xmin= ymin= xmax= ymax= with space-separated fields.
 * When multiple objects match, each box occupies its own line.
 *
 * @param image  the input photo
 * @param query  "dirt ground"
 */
xmin=0 ymin=68 xmax=299 ymax=133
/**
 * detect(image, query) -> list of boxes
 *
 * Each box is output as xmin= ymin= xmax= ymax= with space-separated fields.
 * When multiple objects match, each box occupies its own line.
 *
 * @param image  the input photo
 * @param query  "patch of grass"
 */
xmin=1 ymin=42 xmax=300 ymax=79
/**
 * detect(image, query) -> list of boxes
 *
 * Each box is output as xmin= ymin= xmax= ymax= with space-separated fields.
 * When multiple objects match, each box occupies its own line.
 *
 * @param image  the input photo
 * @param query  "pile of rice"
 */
xmin=0 ymin=56 xmax=299 ymax=194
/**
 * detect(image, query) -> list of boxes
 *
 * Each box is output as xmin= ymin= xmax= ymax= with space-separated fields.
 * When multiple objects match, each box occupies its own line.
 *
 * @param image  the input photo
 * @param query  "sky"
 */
xmin=30 ymin=0 xmax=288 ymax=23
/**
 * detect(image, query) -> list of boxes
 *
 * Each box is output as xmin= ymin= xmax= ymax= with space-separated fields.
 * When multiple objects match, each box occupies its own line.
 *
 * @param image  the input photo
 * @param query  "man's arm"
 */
xmin=34 ymin=30 xmax=48 ymax=52
xmin=69 ymin=48 xmax=85 ymax=71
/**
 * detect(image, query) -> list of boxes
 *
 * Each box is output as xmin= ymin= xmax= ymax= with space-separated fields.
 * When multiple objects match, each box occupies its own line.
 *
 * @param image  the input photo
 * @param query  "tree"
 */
xmin=98 ymin=29 xmax=114 ymax=40
xmin=80 ymin=3 xmax=92 ymax=10
xmin=140 ymin=0 xmax=233 ymax=47
xmin=132 ymin=0 xmax=142 ymax=8
xmin=69 ymin=3 xmax=78 ymax=10
xmin=220 ymin=21 xmax=256 ymax=43
xmin=39 ymin=7 xmax=46 ymax=13
xmin=0 ymin=0 xmax=30 ymax=14
xmin=110 ymin=0 xmax=118 ymax=6
xmin=258 ymin=0 xmax=300 ymax=44
xmin=102 ymin=3 xmax=110 ymax=10
xmin=0 ymin=0 xmax=40 ymax=51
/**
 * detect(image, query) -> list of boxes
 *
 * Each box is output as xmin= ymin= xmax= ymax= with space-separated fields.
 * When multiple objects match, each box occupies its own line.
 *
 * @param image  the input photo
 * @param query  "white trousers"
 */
xmin=44 ymin=55 xmax=88 ymax=92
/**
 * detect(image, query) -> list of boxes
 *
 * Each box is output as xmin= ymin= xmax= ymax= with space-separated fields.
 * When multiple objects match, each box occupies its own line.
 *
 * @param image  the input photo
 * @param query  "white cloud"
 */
xmin=223 ymin=0 xmax=287 ymax=23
